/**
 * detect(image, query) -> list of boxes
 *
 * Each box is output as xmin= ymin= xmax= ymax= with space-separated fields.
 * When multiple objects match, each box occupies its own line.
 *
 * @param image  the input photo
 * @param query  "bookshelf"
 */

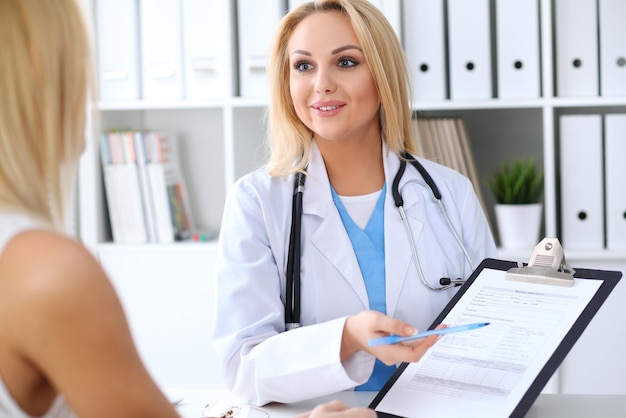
xmin=80 ymin=0 xmax=626 ymax=393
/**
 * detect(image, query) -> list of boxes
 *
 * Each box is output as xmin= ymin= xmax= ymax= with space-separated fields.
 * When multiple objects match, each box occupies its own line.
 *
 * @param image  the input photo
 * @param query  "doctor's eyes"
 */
xmin=338 ymin=57 xmax=359 ymax=68
xmin=294 ymin=61 xmax=314 ymax=72
xmin=292 ymin=57 xmax=360 ymax=73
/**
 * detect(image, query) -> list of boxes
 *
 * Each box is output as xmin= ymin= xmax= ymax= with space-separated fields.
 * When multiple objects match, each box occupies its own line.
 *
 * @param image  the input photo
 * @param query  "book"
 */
xmin=144 ymin=131 xmax=195 ymax=242
xmin=100 ymin=130 xmax=194 ymax=244
xmin=100 ymin=131 xmax=149 ymax=244
xmin=412 ymin=117 xmax=488 ymax=217
xmin=132 ymin=131 xmax=157 ymax=243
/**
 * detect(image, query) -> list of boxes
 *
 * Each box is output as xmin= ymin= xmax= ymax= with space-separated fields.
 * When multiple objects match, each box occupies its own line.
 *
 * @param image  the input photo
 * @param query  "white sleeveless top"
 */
xmin=0 ymin=212 xmax=75 ymax=418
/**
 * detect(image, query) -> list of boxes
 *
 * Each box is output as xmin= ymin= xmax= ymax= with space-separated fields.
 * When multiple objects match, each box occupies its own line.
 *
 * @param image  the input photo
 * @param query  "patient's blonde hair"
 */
xmin=265 ymin=0 xmax=417 ymax=176
xmin=0 ymin=0 xmax=94 ymax=230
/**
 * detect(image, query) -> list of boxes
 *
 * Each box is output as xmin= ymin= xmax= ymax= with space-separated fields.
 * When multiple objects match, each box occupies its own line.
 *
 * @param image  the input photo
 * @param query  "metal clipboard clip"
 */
xmin=506 ymin=238 xmax=575 ymax=287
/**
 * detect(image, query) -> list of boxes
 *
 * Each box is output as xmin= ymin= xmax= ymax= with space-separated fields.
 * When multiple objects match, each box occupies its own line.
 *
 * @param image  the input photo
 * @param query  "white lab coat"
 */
xmin=212 ymin=141 xmax=497 ymax=405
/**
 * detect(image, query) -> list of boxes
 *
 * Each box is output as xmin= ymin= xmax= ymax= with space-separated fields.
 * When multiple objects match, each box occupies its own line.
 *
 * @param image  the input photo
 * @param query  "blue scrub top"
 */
xmin=332 ymin=184 xmax=396 ymax=391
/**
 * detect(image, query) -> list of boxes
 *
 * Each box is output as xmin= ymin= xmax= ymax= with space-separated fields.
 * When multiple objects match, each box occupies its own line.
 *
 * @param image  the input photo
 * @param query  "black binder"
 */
xmin=370 ymin=247 xmax=621 ymax=418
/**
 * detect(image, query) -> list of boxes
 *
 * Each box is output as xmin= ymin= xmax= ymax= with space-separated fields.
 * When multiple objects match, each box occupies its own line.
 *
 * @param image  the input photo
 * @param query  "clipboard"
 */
xmin=369 ymin=239 xmax=622 ymax=418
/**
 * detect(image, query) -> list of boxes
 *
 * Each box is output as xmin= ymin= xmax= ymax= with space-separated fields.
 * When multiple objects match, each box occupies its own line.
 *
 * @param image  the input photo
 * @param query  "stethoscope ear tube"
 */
xmin=399 ymin=151 xmax=442 ymax=200
xmin=392 ymin=158 xmax=407 ymax=207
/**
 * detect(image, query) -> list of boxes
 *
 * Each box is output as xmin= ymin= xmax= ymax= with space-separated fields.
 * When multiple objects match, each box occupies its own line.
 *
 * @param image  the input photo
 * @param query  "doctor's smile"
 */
xmin=311 ymin=101 xmax=346 ymax=116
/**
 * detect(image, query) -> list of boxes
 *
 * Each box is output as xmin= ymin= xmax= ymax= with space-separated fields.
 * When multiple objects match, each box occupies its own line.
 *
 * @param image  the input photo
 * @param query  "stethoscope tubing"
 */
xmin=285 ymin=172 xmax=305 ymax=330
xmin=284 ymin=154 xmax=476 ymax=330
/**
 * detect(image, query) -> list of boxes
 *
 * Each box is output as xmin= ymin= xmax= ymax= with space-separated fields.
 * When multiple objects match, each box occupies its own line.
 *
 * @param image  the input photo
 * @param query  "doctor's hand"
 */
xmin=295 ymin=400 xmax=376 ymax=418
xmin=340 ymin=310 xmax=445 ymax=366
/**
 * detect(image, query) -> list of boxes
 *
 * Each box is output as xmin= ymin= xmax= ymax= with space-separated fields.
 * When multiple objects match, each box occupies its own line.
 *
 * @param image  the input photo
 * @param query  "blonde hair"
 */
xmin=0 ymin=0 xmax=94 ymax=230
xmin=265 ymin=0 xmax=417 ymax=176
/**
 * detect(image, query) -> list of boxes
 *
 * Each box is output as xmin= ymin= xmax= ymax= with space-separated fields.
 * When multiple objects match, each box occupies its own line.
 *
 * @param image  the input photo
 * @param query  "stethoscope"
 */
xmin=285 ymin=152 xmax=476 ymax=330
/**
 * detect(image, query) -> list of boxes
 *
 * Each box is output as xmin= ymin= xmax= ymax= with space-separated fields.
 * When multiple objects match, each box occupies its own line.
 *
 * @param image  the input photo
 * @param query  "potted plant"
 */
xmin=486 ymin=158 xmax=544 ymax=249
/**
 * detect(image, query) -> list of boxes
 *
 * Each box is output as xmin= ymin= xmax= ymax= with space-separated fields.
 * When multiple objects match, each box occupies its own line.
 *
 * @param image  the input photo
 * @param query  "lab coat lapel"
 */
xmin=303 ymin=143 xmax=369 ymax=307
xmin=383 ymin=149 xmax=423 ymax=317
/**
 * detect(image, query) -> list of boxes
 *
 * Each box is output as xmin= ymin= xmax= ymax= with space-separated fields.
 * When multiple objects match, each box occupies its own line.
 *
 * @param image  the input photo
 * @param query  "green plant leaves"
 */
xmin=486 ymin=158 xmax=544 ymax=204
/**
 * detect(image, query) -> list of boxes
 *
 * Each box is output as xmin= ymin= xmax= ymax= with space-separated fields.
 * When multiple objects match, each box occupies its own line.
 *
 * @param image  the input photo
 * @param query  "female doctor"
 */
xmin=212 ymin=0 xmax=497 ymax=407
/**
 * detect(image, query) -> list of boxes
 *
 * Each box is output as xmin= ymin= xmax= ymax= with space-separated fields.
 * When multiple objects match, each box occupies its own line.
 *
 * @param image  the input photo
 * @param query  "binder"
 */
xmin=403 ymin=0 xmax=447 ymax=101
xmin=447 ymin=0 xmax=492 ymax=100
xmin=144 ymin=132 xmax=194 ymax=243
xmin=554 ymin=0 xmax=599 ymax=97
xmin=559 ymin=115 xmax=603 ymax=249
xmin=139 ymin=0 xmax=184 ymax=100
xmin=370 ymin=240 xmax=621 ymax=418
xmin=181 ymin=0 xmax=232 ymax=100
xmin=604 ymin=114 xmax=626 ymax=250
xmin=599 ymin=0 xmax=626 ymax=97
xmin=237 ymin=0 xmax=284 ymax=98
xmin=95 ymin=0 xmax=140 ymax=101
xmin=495 ymin=0 xmax=540 ymax=99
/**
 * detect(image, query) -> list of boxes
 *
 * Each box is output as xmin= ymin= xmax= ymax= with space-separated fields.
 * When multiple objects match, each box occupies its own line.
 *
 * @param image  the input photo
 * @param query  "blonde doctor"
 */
xmin=212 ymin=0 xmax=497 ymax=407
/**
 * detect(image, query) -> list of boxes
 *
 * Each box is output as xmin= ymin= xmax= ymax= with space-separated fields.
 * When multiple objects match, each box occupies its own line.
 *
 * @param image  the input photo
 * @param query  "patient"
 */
xmin=0 ymin=0 xmax=374 ymax=417
xmin=0 ymin=0 xmax=181 ymax=416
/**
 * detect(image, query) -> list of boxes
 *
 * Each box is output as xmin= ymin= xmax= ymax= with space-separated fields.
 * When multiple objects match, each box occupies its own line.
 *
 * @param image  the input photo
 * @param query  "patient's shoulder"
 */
xmin=0 ymin=229 xmax=112 ymax=319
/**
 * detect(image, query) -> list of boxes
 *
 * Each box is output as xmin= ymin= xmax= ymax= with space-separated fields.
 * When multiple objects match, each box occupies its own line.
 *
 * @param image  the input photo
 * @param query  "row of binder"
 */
xmin=556 ymin=0 xmax=626 ymax=97
xmin=559 ymin=114 xmax=626 ymax=251
xmin=96 ymin=0 xmax=232 ymax=101
xmin=96 ymin=0 xmax=626 ymax=102
xmin=408 ymin=0 xmax=626 ymax=101
xmin=101 ymin=130 xmax=194 ymax=244
xmin=96 ymin=0 xmax=400 ymax=101
xmin=406 ymin=0 xmax=503 ymax=101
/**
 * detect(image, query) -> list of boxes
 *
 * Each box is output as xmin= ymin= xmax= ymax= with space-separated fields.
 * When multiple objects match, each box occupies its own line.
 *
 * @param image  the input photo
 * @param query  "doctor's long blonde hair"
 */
xmin=0 ymin=0 xmax=94 ymax=230
xmin=265 ymin=0 xmax=418 ymax=176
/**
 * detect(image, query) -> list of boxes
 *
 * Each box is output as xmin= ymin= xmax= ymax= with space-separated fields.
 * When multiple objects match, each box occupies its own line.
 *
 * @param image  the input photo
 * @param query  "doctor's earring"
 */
xmin=201 ymin=401 xmax=270 ymax=418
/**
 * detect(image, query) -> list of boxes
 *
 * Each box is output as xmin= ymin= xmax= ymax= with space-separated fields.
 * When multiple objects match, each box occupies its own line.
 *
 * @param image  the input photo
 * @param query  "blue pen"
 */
xmin=368 ymin=322 xmax=490 ymax=346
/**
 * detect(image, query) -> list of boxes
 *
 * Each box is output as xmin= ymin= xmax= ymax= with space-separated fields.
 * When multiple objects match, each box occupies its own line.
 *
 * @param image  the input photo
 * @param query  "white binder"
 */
xmin=554 ymin=0 xmax=599 ymax=97
xmin=139 ymin=0 xmax=184 ymax=100
xmin=403 ymin=0 xmax=446 ymax=101
xmin=559 ymin=115 xmax=604 ymax=250
xmin=95 ymin=0 xmax=140 ymax=101
xmin=604 ymin=114 xmax=626 ymax=250
xmin=447 ymin=0 xmax=492 ymax=100
xmin=237 ymin=0 xmax=284 ymax=98
xmin=599 ymin=0 xmax=626 ymax=97
xmin=181 ymin=0 xmax=232 ymax=100
xmin=495 ymin=0 xmax=540 ymax=99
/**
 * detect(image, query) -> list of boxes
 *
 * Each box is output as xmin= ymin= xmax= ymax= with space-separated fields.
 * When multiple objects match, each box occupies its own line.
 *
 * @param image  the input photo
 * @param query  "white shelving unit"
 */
xmin=79 ymin=0 xmax=626 ymax=392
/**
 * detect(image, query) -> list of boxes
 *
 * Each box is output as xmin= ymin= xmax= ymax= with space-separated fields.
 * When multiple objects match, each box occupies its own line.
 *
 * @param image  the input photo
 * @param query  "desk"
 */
xmin=167 ymin=388 xmax=626 ymax=417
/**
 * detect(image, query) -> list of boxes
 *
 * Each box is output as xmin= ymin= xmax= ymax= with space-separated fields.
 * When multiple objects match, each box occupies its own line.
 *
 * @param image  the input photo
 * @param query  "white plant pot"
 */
xmin=495 ymin=203 xmax=543 ymax=249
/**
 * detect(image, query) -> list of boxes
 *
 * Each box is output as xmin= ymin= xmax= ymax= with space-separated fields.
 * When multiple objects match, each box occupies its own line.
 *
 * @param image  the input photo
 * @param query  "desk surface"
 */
xmin=167 ymin=388 xmax=626 ymax=418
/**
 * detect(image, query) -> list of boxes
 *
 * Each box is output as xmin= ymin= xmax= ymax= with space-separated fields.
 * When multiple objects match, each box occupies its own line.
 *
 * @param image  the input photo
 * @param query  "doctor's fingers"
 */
xmin=358 ymin=310 xmax=418 ymax=338
xmin=343 ymin=311 xmax=416 ymax=355
xmin=374 ymin=334 xmax=440 ymax=365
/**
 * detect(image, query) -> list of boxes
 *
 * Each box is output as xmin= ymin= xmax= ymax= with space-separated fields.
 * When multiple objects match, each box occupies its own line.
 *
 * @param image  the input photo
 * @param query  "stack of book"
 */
xmin=100 ymin=130 xmax=194 ymax=244
xmin=412 ymin=117 xmax=488 ymax=216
